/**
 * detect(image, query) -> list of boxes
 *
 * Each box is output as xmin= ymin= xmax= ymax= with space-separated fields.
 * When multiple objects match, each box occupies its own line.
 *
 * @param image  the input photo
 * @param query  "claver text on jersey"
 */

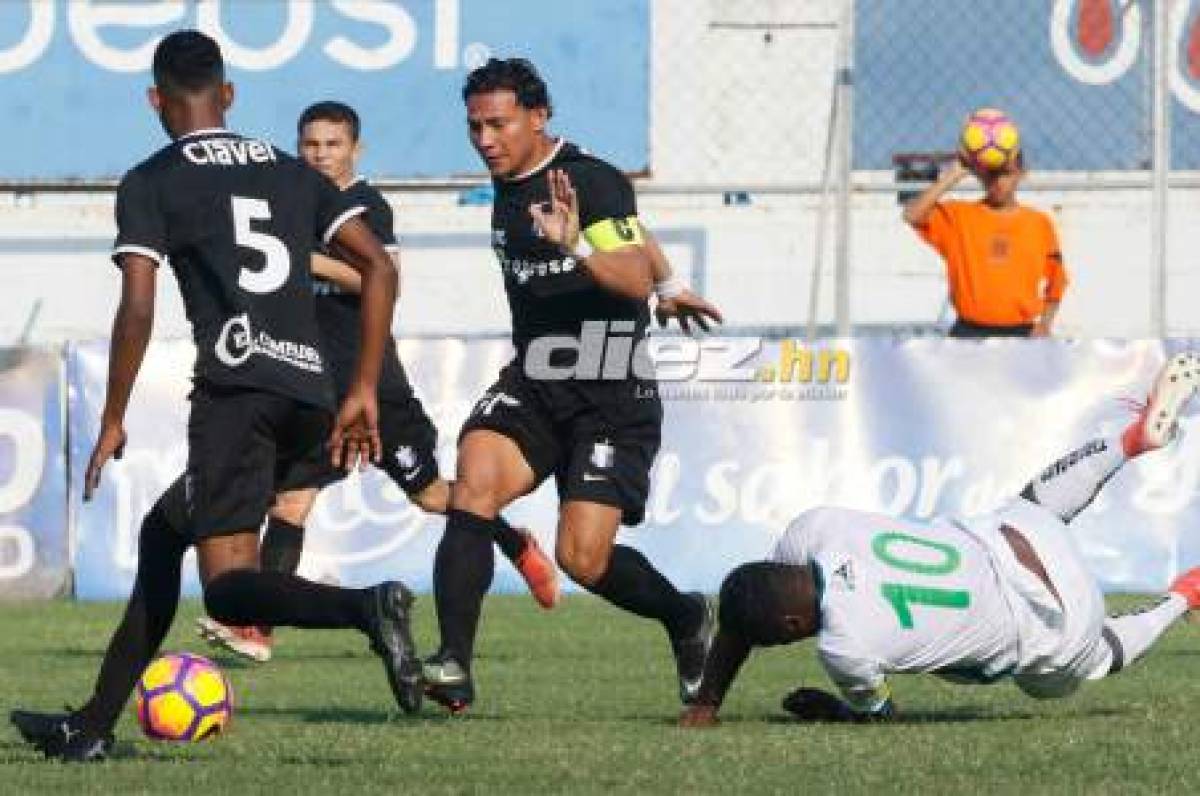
xmin=182 ymin=136 xmax=277 ymax=167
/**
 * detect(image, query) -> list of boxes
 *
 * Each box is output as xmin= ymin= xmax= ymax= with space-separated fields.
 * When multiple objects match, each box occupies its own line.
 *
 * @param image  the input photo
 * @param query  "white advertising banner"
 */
xmin=68 ymin=337 xmax=1200 ymax=600
xmin=0 ymin=348 xmax=68 ymax=599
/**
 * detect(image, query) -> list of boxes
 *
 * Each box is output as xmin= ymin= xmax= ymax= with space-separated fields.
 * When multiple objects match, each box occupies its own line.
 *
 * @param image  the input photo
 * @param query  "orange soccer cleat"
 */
xmin=1169 ymin=567 xmax=1200 ymax=612
xmin=513 ymin=529 xmax=560 ymax=609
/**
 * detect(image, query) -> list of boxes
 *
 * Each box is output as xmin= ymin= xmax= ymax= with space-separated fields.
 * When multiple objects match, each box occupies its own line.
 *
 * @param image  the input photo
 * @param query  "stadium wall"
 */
xmin=3 ymin=1 xmax=1200 ymax=339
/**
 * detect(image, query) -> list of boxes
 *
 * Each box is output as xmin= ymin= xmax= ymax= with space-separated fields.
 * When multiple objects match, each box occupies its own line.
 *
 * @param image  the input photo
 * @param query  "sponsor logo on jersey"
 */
xmin=182 ymin=137 xmax=277 ymax=167
xmin=496 ymin=253 xmax=578 ymax=285
xmin=214 ymin=313 xmax=323 ymax=373
xmin=1039 ymin=439 xmax=1108 ymax=483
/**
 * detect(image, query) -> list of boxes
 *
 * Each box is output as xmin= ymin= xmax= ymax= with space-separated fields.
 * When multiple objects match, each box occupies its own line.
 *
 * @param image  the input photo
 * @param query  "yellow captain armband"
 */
xmin=582 ymin=215 xmax=644 ymax=252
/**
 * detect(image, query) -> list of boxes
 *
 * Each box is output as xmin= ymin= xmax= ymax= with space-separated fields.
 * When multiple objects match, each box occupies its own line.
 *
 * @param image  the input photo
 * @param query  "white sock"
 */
xmin=1022 ymin=435 xmax=1127 ymax=523
xmin=1102 ymin=593 xmax=1188 ymax=674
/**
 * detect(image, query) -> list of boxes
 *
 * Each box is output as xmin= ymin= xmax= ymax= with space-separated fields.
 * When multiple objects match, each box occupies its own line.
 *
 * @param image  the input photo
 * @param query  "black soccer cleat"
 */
xmin=365 ymin=581 xmax=423 ymax=714
xmin=422 ymin=652 xmax=475 ymax=715
xmin=10 ymin=709 xmax=113 ymax=762
xmin=670 ymin=592 xmax=715 ymax=705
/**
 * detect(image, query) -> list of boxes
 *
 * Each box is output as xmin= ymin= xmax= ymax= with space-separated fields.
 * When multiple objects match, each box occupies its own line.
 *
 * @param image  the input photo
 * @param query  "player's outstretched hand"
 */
xmin=330 ymin=385 xmax=381 ymax=471
xmin=656 ymin=290 xmax=725 ymax=334
xmin=678 ymin=704 xmax=720 ymax=728
xmin=529 ymin=168 xmax=580 ymax=252
xmin=84 ymin=423 xmax=127 ymax=501
xmin=780 ymin=687 xmax=856 ymax=723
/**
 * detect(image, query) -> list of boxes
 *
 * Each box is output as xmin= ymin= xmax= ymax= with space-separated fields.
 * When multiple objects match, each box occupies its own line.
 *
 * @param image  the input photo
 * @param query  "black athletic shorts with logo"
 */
xmin=276 ymin=392 xmax=440 ymax=497
xmin=186 ymin=382 xmax=333 ymax=540
xmin=459 ymin=362 xmax=662 ymax=526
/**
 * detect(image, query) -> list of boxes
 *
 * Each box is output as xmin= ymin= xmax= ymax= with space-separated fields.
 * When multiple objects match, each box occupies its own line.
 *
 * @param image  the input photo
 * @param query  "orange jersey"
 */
xmin=914 ymin=201 xmax=1067 ymax=326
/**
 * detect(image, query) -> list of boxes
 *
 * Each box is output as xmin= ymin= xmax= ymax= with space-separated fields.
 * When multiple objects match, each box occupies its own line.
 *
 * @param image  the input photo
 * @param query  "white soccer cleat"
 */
xmin=196 ymin=616 xmax=273 ymax=663
xmin=1124 ymin=352 xmax=1200 ymax=456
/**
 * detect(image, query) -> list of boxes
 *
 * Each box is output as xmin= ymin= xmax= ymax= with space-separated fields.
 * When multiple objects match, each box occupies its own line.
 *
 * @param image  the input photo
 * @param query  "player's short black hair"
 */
xmin=462 ymin=58 xmax=553 ymax=117
xmin=718 ymin=561 xmax=813 ymax=647
xmin=152 ymin=30 xmax=224 ymax=95
xmin=297 ymin=101 xmax=361 ymax=142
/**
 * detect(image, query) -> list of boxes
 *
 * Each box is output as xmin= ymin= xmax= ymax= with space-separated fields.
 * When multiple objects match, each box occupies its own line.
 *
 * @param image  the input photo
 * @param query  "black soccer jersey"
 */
xmin=112 ymin=128 xmax=364 ymax=410
xmin=312 ymin=178 xmax=412 ymax=402
xmin=491 ymin=140 xmax=651 ymax=364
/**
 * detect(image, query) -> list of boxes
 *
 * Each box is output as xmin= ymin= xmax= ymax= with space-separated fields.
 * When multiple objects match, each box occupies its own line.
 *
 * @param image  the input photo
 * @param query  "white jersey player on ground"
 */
xmin=681 ymin=352 xmax=1200 ymax=726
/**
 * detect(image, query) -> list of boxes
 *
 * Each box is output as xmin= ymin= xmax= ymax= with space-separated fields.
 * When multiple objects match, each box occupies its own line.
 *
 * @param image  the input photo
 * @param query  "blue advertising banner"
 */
xmin=66 ymin=335 xmax=1200 ymax=601
xmin=0 ymin=348 xmax=68 ymax=600
xmin=855 ymin=0 xmax=1200 ymax=169
xmin=0 ymin=0 xmax=649 ymax=180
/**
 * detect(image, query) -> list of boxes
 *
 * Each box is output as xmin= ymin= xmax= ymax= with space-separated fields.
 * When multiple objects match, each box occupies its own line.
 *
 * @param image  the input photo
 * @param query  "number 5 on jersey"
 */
xmin=871 ymin=532 xmax=971 ymax=629
xmin=232 ymin=196 xmax=289 ymax=294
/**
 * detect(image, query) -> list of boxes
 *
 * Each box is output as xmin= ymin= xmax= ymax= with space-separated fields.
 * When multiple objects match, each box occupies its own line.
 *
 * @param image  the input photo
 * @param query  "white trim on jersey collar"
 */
xmin=347 ymin=175 xmax=366 ymax=188
xmin=178 ymin=128 xmax=230 ymax=140
xmin=506 ymin=137 xmax=565 ymax=182
xmin=322 ymin=205 xmax=368 ymax=246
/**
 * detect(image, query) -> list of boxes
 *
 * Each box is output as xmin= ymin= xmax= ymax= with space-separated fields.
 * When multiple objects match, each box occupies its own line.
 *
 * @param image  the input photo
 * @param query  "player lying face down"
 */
xmin=682 ymin=353 xmax=1200 ymax=728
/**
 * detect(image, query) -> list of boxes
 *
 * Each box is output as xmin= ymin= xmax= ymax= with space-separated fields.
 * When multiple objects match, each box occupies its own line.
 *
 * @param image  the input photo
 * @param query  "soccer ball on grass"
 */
xmin=135 ymin=652 xmax=233 ymax=741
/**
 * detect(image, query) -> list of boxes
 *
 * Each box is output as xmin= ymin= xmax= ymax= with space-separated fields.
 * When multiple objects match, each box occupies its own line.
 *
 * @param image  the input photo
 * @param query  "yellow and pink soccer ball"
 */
xmin=135 ymin=652 xmax=233 ymax=742
xmin=960 ymin=108 xmax=1021 ymax=172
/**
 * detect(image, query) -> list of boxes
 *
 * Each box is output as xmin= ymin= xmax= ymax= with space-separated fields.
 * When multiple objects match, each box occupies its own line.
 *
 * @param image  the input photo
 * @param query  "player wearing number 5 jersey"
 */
xmin=10 ymin=31 xmax=419 ymax=762
xmin=681 ymin=353 xmax=1200 ymax=726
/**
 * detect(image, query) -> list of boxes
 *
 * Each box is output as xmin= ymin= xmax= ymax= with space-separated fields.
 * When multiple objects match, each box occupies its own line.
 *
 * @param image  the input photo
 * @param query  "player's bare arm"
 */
xmin=311 ymin=251 xmax=363 ymax=293
xmin=902 ymin=158 xmax=969 ymax=226
xmin=325 ymin=215 xmax=397 ymax=469
xmin=84 ymin=254 xmax=157 ymax=500
xmin=310 ymin=244 xmax=400 ymax=296
xmin=642 ymin=224 xmax=724 ymax=334
xmin=677 ymin=627 xmax=752 ymax=727
xmin=531 ymin=168 xmax=653 ymax=301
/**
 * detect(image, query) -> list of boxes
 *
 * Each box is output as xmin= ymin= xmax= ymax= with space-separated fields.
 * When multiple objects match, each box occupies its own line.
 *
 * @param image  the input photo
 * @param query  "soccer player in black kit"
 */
xmin=196 ymin=101 xmax=560 ymax=663
xmin=10 ymin=31 xmax=420 ymax=761
xmin=423 ymin=58 xmax=722 ymax=712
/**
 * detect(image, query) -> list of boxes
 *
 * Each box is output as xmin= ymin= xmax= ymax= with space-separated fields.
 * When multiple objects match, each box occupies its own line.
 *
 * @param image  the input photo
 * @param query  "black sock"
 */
xmin=79 ymin=480 xmax=190 ymax=735
xmin=433 ymin=509 xmax=495 ymax=667
xmin=203 ymin=570 xmax=372 ymax=634
xmin=260 ymin=516 xmax=304 ymax=574
xmin=584 ymin=545 xmax=700 ymax=638
xmin=490 ymin=515 xmax=525 ymax=562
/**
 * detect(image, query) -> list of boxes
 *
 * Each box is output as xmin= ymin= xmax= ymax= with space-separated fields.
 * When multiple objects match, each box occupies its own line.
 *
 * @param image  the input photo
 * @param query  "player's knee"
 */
xmin=450 ymin=471 xmax=503 ymax=516
xmin=556 ymin=543 xmax=609 ymax=587
xmin=412 ymin=480 xmax=450 ymax=514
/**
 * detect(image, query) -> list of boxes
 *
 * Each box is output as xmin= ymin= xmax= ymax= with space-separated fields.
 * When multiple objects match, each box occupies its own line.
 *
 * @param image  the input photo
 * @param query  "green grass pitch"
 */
xmin=1 ymin=594 xmax=1196 ymax=793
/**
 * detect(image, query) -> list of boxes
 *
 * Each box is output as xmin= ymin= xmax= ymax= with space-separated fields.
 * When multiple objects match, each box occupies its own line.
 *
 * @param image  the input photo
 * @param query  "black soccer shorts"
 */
xmin=276 ymin=392 xmax=440 ymax=497
xmin=459 ymin=363 xmax=662 ymax=526
xmin=186 ymin=382 xmax=332 ymax=540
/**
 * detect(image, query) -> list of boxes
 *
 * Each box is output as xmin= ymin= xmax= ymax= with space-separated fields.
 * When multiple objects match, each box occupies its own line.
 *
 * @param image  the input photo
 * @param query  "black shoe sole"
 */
xmin=372 ymin=583 xmax=423 ymax=714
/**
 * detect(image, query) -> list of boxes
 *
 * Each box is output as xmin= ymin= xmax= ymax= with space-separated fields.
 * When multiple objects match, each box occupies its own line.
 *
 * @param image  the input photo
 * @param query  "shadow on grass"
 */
xmin=237 ymin=704 xmax=505 ymax=725
xmin=751 ymin=704 xmax=1133 ymax=726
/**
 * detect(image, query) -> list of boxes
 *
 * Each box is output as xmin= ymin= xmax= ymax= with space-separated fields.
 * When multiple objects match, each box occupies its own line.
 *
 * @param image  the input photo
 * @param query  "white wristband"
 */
xmin=569 ymin=238 xmax=594 ymax=261
xmin=655 ymin=275 xmax=686 ymax=301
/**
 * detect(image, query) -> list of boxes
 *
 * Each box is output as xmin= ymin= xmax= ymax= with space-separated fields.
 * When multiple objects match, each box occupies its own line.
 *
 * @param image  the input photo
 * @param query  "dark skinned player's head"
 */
xmin=148 ymin=30 xmax=232 ymax=140
xmin=463 ymin=57 xmax=554 ymax=179
xmin=718 ymin=561 xmax=820 ymax=647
